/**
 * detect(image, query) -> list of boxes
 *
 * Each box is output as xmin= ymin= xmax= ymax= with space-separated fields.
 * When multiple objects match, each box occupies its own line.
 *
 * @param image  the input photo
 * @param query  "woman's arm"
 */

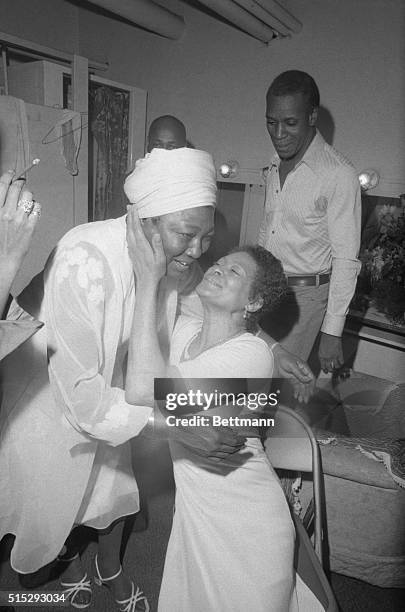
xmin=125 ymin=206 xmax=167 ymax=405
xmin=256 ymin=327 xmax=315 ymax=403
xmin=125 ymin=208 xmax=246 ymax=458
xmin=45 ymin=240 xmax=152 ymax=446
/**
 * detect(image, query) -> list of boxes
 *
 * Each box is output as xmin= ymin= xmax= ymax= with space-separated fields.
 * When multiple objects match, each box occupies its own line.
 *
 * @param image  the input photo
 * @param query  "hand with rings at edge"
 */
xmin=0 ymin=170 xmax=41 ymax=316
xmin=17 ymin=198 xmax=42 ymax=218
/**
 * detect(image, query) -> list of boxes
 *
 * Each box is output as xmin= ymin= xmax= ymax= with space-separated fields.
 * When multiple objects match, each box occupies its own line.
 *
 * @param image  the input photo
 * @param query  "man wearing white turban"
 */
xmin=124 ymin=147 xmax=216 ymax=218
xmin=0 ymin=147 xmax=312 ymax=612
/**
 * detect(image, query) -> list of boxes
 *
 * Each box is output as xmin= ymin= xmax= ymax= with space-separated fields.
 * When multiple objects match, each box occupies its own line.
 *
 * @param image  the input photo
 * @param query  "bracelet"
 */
xmin=269 ymin=341 xmax=279 ymax=352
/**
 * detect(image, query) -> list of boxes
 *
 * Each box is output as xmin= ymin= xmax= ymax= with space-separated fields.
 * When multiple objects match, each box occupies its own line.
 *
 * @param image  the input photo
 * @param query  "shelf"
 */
xmin=344 ymin=311 xmax=405 ymax=382
xmin=347 ymin=307 xmax=405 ymax=348
xmin=345 ymin=321 xmax=405 ymax=350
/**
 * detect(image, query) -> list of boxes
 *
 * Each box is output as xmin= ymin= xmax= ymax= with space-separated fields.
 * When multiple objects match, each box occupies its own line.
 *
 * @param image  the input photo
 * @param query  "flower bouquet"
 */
xmin=351 ymin=204 xmax=405 ymax=326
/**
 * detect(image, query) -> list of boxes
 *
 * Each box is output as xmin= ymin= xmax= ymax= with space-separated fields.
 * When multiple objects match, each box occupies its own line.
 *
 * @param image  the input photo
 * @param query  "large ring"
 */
xmin=31 ymin=202 xmax=42 ymax=218
xmin=17 ymin=198 xmax=35 ymax=214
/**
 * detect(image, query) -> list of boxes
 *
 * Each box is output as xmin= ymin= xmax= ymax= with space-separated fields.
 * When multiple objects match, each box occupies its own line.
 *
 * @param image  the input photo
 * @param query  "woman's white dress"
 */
xmin=158 ymin=315 xmax=324 ymax=611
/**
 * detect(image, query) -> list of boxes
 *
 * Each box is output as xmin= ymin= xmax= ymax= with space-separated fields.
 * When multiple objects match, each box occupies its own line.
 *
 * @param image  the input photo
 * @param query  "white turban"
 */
xmin=124 ymin=147 xmax=217 ymax=218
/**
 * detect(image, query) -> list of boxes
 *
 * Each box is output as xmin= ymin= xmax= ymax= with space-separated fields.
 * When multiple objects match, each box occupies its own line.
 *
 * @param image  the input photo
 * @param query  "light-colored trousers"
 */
xmin=261 ymin=283 xmax=329 ymax=362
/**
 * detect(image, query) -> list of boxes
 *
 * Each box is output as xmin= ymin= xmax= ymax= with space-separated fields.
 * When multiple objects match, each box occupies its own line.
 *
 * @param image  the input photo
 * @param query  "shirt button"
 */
xmin=272 ymin=230 xmax=275 ymax=234
xmin=276 ymin=190 xmax=279 ymax=193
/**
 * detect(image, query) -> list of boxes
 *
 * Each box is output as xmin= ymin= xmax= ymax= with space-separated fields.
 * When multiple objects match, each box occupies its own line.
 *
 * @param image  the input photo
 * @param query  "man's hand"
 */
xmin=271 ymin=343 xmax=315 ymax=403
xmin=319 ymin=332 xmax=343 ymax=373
xmin=167 ymin=416 xmax=246 ymax=461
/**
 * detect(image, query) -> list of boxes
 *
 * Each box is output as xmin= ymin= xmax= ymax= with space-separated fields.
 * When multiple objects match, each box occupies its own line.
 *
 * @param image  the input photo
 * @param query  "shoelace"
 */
xmin=60 ymin=573 xmax=92 ymax=606
xmin=116 ymin=580 xmax=150 ymax=612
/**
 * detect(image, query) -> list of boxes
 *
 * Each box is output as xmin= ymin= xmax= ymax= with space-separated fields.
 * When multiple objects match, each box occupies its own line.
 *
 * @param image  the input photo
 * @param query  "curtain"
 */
xmin=89 ymin=84 xmax=129 ymax=220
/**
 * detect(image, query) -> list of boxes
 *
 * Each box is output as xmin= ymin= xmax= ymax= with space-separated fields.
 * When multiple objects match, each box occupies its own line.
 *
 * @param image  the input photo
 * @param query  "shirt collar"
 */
xmin=270 ymin=129 xmax=327 ymax=176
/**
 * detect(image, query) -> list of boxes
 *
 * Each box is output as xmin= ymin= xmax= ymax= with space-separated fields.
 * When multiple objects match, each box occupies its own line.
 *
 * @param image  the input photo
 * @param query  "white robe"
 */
xmin=0 ymin=215 xmax=181 ymax=574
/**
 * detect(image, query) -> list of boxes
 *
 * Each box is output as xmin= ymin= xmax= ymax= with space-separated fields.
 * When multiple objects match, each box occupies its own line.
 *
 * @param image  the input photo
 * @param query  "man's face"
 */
xmin=265 ymin=92 xmax=317 ymax=163
xmin=143 ymin=206 xmax=215 ymax=278
xmin=147 ymin=124 xmax=186 ymax=152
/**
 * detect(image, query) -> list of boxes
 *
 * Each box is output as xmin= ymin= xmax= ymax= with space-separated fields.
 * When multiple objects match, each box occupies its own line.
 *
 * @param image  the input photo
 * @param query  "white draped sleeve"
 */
xmin=44 ymin=242 xmax=152 ymax=446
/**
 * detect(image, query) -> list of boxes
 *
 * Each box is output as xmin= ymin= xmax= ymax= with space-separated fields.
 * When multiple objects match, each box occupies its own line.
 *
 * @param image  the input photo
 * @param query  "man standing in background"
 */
xmin=145 ymin=111 xmax=316 ymax=398
xmin=258 ymin=70 xmax=361 ymax=373
xmin=147 ymin=115 xmax=187 ymax=152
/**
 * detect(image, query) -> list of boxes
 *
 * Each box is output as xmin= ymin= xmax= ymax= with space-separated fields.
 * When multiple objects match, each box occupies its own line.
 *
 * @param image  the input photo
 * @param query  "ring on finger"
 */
xmin=17 ymin=198 xmax=35 ymax=214
xmin=31 ymin=202 xmax=42 ymax=218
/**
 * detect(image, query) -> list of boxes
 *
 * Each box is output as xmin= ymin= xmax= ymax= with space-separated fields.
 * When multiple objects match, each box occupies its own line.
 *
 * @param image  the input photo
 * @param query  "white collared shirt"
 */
xmin=258 ymin=131 xmax=361 ymax=336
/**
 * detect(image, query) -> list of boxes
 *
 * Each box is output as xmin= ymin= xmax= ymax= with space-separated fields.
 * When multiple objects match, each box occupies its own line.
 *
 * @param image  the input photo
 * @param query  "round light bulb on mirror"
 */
xmin=219 ymin=160 xmax=239 ymax=178
xmin=358 ymin=169 xmax=379 ymax=191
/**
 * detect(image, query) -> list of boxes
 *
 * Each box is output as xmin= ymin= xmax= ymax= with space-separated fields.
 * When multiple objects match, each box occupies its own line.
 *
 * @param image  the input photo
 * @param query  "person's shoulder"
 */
xmin=226 ymin=332 xmax=274 ymax=376
xmin=320 ymin=141 xmax=357 ymax=177
xmin=230 ymin=332 xmax=273 ymax=357
xmin=239 ymin=332 xmax=271 ymax=347
xmin=46 ymin=215 xmax=128 ymax=282
xmin=58 ymin=215 xmax=126 ymax=251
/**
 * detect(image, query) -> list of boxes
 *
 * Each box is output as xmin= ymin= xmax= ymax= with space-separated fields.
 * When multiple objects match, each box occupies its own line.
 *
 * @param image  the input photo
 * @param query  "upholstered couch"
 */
xmin=300 ymin=372 xmax=405 ymax=588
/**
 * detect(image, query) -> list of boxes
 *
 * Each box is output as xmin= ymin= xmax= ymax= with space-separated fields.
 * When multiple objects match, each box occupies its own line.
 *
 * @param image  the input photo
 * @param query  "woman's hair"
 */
xmin=231 ymin=245 xmax=288 ymax=332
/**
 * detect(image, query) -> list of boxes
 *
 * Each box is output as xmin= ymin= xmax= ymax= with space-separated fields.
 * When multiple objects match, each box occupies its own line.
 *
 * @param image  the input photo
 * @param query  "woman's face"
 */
xmin=197 ymin=251 xmax=258 ymax=313
xmin=143 ymin=206 xmax=215 ymax=278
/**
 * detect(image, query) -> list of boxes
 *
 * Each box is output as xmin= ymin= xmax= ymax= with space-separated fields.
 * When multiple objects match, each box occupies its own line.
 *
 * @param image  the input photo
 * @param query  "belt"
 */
xmin=286 ymin=273 xmax=330 ymax=287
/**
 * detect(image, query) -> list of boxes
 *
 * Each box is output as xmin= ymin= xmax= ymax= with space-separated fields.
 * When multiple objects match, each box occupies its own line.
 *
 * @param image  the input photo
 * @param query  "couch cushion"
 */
xmin=316 ymin=431 xmax=404 ymax=489
xmin=333 ymin=372 xmax=405 ymax=438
